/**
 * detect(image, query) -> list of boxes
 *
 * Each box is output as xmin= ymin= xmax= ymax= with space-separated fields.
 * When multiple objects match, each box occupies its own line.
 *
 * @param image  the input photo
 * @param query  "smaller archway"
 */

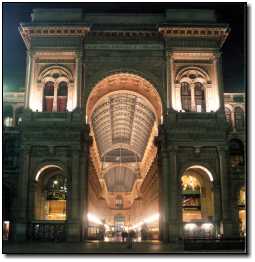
xmin=181 ymin=165 xmax=215 ymax=239
xmin=34 ymin=165 xmax=67 ymax=220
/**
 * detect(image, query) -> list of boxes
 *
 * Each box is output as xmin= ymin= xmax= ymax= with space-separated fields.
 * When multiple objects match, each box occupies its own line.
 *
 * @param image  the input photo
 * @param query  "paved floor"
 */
xmin=3 ymin=241 xmax=184 ymax=254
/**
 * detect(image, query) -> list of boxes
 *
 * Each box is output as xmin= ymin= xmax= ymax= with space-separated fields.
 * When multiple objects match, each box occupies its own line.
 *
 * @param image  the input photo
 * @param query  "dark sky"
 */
xmin=3 ymin=2 xmax=246 ymax=93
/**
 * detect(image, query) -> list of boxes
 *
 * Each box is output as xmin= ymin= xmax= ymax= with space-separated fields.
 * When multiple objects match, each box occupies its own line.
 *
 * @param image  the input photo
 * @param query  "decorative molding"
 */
xmin=159 ymin=26 xmax=229 ymax=48
xmin=19 ymin=25 xmax=90 ymax=49
xmin=84 ymin=43 xmax=164 ymax=50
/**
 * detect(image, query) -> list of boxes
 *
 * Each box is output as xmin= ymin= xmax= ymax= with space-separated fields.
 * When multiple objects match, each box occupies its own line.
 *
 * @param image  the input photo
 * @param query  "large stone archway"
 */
xmin=85 ymin=73 xmax=163 ymax=241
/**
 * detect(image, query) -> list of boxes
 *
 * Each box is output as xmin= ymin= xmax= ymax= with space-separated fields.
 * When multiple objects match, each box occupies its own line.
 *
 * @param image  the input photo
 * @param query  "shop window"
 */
xmin=194 ymin=82 xmax=206 ymax=112
xmin=3 ymin=105 xmax=13 ymax=127
xmin=238 ymin=187 xmax=246 ymax=237
xmin=4 ymin=117 xmax=13 ymax=127
xmin=182 ymin=175 xmax=202 ymax=221
xmin=45 ymin=174 xmax=67 ymax=220
xmin=234 ymin=107 xmax=244 ymax=130
xmin=57 ymin=81 xmax=68 ymax=112
xmin=43 ymin=81 xmax=54 ymax=112
xmin=181 ymin=82 xmax=192 ymax=112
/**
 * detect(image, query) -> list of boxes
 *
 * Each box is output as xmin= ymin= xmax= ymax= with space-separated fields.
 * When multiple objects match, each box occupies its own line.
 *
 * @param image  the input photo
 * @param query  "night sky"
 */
xmin=3 ymin=2 xmax=246 ymax=93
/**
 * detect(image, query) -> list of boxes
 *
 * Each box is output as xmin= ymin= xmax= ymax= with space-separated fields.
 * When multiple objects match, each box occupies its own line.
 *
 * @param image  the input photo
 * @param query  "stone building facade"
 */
xmin=3 ymin=8 xmax=246 ymax=244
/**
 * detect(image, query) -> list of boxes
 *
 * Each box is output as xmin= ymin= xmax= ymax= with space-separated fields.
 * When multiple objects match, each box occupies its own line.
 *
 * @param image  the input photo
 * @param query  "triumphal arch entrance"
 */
xmin=11 ymin=8 xmax=243 ymax=244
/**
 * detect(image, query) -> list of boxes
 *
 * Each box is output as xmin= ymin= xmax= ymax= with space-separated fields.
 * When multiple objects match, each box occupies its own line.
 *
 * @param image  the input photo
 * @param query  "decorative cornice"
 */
xmin=88 ymin=30 xmax=160 ymax=39
xmin=159 ymin=26 xmax=229 ymax=48
xmin=19 ymin=25 xmax=90 ymax=49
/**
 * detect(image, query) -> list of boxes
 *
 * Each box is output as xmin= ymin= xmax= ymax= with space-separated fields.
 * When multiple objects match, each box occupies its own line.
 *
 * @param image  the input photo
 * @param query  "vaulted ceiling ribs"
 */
xmin=91 ymin=91 xmax=156 ymax=192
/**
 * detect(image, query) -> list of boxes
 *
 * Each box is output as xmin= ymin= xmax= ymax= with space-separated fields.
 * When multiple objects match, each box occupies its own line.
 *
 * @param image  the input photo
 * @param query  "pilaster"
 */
xmin=76 ymin=51 xmax=83 ymax=109
xmin=217 ymin=145 xmax=234 ymax=238
xmin=13 ymin=145 xmax=31 ymax=241
xmin=167 ymin=144 xmax=181 ymax=242
xmin=157 ymin=125 xmax=169 ymax=243
xmin=24 ymin=50 xmax=34 ymax=108
xmin=66 ymin=146 xmax=82 ymax=241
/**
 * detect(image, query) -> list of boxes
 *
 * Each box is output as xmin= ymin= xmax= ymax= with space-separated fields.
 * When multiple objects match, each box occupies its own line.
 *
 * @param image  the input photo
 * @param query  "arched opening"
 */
xmin=34 ymin=166 xmax=67 ymax=220
xmin=86 ymin=73 xmax=162 ymax=241
xmin=57 ymin=81 xmax=68 ymax=112
xmin=238 ymin=187 xmax=246 ymax=237
xmin=43 ymin=81 xmax=54 ymax=112
xmin=194 ymin=82 xmax=206 ymax=112
xmin=234 ymin=107 xmax=245 ymax=130
xmin=181 ymin=166 xmax=215 ymax=239
xmin=225 ymin=106 xmax=232 ymax=129
xmin=181 ymin=82 xmax=191 ymax=112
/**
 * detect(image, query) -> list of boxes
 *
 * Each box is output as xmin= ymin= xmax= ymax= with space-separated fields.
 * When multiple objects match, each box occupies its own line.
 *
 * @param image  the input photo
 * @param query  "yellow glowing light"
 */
xmin=87 ymin=213 xmax=103 ymax=225
xmin=187 ymin=165 xmax=214 ymax=182
xmin=184 ymin=223 xmax=197 ymax=231
xmin=201 ymin=223 xmax=214 ymax=231
xmin=131 ymin=213 xmax=160 ymax=230
xmin=35 ymin=165 xmax=64 ymax=182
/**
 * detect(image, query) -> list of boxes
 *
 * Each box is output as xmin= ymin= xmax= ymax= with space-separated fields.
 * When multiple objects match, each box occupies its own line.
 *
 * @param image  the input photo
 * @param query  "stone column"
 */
xmin=213 ymin=182 xmax=222 ymax=238
xmin=231 ymin=187 xmax=241 ymax=237
xmin=76 ymin=51 xmax=83 ymax=109
xmin=167 ymin=145 xmax=181 ymax=242
xmin=66 ymin=147 xmax=82 ymax=241
xmin=214 ymin=52 xmax=225 ymax=112
xmin=52 ymin=83 xmax=58 ymax=112
xmin=24 ymin=50 xmax=33 ymax=108
xmin=190 ymin=83 xmax=196 ymax=112
xmin=166 ymin=51 xmax=171 ymax=109
xmin=217 ymin=146 xmax=234 ymax=238
xmin=157 ymin=126 xmax=169 ymax=243
xmin=13 ymin=145 xmax=31 ymax=241
xmin=80 ymin=128 xmax=90 ymax=240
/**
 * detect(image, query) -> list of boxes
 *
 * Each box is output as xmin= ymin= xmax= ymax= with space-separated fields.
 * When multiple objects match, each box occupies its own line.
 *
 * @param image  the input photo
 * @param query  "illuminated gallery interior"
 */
xmin=3 ymin=8 xmax=245 ymax=245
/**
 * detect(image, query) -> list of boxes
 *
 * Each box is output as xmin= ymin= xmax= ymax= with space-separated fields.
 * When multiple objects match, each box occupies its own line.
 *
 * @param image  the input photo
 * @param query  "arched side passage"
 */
xmin=33 ymin=163 xmax=68 ymax=221
xmin=179 ymin=164 xmax=217 ymax=239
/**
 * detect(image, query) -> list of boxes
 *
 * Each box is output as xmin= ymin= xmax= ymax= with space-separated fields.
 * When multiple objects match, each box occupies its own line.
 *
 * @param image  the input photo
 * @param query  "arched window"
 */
xmin=43 ymin=81 xmax=54 ymax=112
xmin=181 ymin=82 xmax=191 ymax=112
xmin=57 ymin=81 xmax=68 ymax=112
xmin=225 ymin=107 xmax=232 ymax=128
xmin=194 ymin=82 xmax=206 ymax=112
xmin=229 ymin=139 xmax=244 ymax=169
xmin=115 ymin=196 xmax=123 ymax=209
xmin=234 ymin=107 xmax=244 ymax=130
